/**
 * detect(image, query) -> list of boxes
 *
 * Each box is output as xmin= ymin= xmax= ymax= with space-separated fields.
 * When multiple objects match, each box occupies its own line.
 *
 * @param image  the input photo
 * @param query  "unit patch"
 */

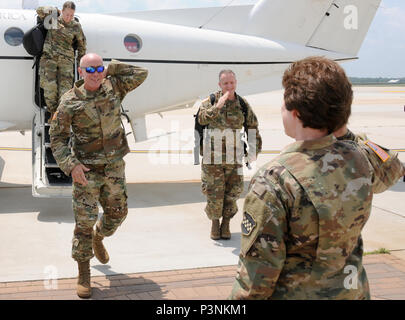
xmin=241 ymin=212 xmax=256 ymax=236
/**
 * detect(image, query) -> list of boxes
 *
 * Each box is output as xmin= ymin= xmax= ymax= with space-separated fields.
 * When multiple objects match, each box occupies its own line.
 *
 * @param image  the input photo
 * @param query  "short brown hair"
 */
xmin=282 ymin=56 xmax=353 ymax=133
xmin=63 ymin=1 xmax=76 ymax=10
xmin=219 ymin=69 xmax=236 ymax=80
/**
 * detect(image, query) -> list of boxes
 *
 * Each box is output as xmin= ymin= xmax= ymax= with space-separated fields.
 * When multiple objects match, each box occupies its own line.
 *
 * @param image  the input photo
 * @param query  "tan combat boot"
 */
xmin=220 ymin=218 xmax=231 ymax=240
xmin=210 ymin=219 xmax=221 ymax=240
xmin=92 ymin=229 xmax=109 ymax=264
xmin=77 ymin=260 xmax=91 ymax=298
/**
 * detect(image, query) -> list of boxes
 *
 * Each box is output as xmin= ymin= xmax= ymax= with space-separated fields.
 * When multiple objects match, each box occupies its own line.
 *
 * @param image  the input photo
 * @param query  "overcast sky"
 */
xmin=2 ymin=0 xmax=404 ymax=78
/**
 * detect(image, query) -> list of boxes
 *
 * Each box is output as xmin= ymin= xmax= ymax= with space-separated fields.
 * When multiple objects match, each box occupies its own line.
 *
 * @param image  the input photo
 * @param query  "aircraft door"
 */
xmin=32 ymin=107 xmax=72 ymax=197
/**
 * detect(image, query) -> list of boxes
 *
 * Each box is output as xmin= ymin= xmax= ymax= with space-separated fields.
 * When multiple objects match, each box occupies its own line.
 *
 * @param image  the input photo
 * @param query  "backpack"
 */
xmin=193 ymin=93 xmax=249 ymax=165
xmin=23 ymin=17 xmax=47 ymax=56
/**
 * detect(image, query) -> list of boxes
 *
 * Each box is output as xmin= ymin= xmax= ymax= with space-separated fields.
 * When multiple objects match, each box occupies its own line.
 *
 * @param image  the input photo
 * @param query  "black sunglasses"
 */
xmin=81 ymin=66 xmax=105 ymax=74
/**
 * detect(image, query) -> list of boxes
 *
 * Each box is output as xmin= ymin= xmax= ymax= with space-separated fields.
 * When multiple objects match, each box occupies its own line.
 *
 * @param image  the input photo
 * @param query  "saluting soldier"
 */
xmin=37 ymin=1 xmax=86 ymax=117
xmin=50 ymin=53 xmax=148 ymax=298
xmin=229 ymin=57 xmax=405 ymax=300
xmin=198 ymin=70 xmax=262 ymax=240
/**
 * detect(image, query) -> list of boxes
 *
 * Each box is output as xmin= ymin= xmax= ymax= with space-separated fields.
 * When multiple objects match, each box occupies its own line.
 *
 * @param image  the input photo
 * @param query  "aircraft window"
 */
xmin=124 ymin=34 xmax=142 ymax=53
xmin=4 ymin=27 xmax=24 ymax=46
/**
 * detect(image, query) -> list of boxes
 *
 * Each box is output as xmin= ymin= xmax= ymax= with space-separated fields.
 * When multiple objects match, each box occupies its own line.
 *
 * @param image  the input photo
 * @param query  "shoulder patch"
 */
xmin=241 ymin=212 xmax=257 ymax=236
xmin=365 ymin=140 xmax=390 ymax=162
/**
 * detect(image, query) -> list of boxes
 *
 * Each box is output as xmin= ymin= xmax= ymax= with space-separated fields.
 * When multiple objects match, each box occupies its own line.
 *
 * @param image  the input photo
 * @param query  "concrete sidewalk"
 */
xmin=1 ymin=254 xmax=405 ymax=300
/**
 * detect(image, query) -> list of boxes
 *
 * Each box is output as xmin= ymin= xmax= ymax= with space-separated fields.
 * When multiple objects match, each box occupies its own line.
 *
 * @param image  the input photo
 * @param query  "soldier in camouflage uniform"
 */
xmin=198 ymin=70 xmax=262 ymax=240
xmin=229 ymin=57 xmax=405 ymax=300
xmin=50 ymin=53 xmax=148 ymax=298
xmin=37 ymin=1 xmax=86 ymax=115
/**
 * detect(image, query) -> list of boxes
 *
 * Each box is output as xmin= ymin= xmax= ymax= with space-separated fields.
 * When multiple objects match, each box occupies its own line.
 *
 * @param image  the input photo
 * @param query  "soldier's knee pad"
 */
xmin=103 ymin=205 xmax=128 ymax=220
xmin=99 ymin=206 xmax=128 ymax=237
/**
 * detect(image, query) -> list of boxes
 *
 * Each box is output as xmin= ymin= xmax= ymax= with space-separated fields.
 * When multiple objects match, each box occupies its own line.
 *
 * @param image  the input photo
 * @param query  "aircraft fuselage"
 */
xmin=0 ymin=8 xmax=351 ymax=132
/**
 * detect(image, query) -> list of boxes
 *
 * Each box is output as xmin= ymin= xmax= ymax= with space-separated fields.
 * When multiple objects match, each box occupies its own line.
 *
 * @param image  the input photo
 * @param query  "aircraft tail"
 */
xmin=245 ymin=0 xmax=381 ymax=56
xmin=306 ymin=0 xmax=382 ymax=55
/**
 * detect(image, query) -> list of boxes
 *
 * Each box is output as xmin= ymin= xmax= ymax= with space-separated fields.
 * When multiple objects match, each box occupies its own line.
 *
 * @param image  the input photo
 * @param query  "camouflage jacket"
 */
xmin=229 ymin=134 xmax=404 ymax=300
xmin=198 ymin=91 xmax=262 ymax=165
xmin=50 ymin=60 xmax=148 ymax=176
xmin=36 ymin=6 xmax=86 ymax=61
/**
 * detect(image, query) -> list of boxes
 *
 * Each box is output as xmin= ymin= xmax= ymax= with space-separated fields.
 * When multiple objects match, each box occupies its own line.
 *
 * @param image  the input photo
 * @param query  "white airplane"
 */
xmin=0 ymin=0 xmax=381 ymax=197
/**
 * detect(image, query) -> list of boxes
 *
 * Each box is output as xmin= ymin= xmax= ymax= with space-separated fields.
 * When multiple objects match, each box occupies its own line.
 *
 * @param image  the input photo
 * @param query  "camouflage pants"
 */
xmin=201 ymin=164 xmax=243 ymax=220
xmin=72 ymin=160 xmax=128 ymax=262
xmin=39 ymin=54 xmax=74 ymax=113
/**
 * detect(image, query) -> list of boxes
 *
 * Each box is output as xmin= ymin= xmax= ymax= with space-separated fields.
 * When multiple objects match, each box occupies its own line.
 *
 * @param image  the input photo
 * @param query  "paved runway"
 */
xmin=0 ymin=86 xmax=404 ymax=283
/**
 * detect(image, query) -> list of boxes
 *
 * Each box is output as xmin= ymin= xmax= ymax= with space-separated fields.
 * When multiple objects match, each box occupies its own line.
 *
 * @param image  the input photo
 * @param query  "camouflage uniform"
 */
xmin=37 ymin=6 xmax=87 ymax=113
xmin=337 ymin=129 xmax=405 ymax=193
xmin=50 ymin=60 xmax=148 ymax=262
xmin=198 ymin=91 xmax=262 ymax=220
xmin=229 ymin=133 xmax=404 ymax=300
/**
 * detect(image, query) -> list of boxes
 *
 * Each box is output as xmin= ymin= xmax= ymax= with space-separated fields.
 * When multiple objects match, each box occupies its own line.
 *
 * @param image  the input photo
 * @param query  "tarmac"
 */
xmin=0 ymin=86 xmax=404 ymax=300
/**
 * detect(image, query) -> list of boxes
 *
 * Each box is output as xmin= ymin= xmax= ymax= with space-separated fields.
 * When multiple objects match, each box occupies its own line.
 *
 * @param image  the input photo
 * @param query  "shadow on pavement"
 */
xmin=0 ymin=182 xmax=30 ymax=188
xmin=0 ymin=185 xmax=73 ymax=222
xmin=0 ymin=181 xmax=250 ymax=221
xmin=389 ymin=180 xmax=405 ymax=193
xmin=212 ymin=232 xmax=242 ymax=257
xmin=127 ymin=181 xmax=250 ymax=209
xmin=91 ymin=264 xmax=164 ymax=300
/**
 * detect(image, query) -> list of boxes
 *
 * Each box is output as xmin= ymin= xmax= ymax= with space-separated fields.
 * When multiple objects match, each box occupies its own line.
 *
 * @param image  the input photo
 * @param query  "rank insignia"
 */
xmin=241 ymin=212 xmax=256 ymax=236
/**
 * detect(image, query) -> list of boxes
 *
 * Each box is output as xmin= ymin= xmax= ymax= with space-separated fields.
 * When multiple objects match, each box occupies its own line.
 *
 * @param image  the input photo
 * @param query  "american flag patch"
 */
xmin=241 ymin=212 xmax=256 ymax=236
xmin=365 ymin=140 xmax=390 ymax=162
